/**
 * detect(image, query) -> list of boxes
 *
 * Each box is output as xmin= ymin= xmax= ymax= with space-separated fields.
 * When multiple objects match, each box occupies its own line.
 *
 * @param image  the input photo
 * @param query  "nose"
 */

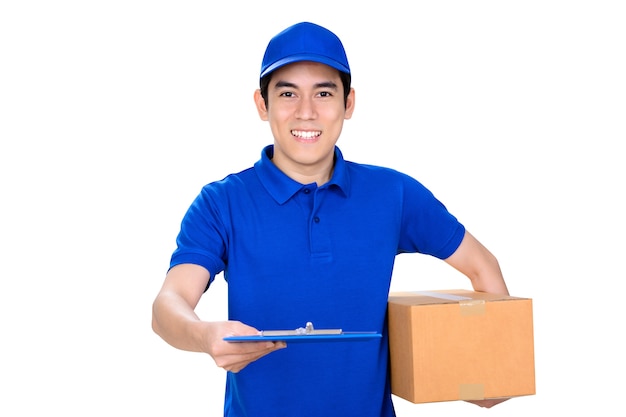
xmin=295 ymin=96 xmax=316 ymax=120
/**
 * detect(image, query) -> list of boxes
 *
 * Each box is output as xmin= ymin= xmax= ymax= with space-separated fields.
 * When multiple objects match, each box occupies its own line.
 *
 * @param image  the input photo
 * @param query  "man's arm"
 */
xmin=151 ymin=263 xmax=285 ymax=372
xmin=444 ymin=230 xmax=509 ymax=295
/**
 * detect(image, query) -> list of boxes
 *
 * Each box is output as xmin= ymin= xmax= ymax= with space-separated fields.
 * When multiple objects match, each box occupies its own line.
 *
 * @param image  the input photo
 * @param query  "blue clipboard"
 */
xmin=223 ymin=332 xmax=381 ymax=343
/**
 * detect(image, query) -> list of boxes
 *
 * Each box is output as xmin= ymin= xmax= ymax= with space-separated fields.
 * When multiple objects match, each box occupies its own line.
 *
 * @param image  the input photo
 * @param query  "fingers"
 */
xmin=214 ymin=340 xmax=287 ymax=372
xmin=465 ymin=398 xmax=510 ymax=408
xmin=204 ymin=321 xmax=288 ymax=372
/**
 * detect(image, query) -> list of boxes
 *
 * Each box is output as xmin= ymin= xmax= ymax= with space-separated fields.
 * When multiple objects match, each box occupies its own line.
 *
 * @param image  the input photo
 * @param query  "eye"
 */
xmin=279 ymin=91 xmax=294 ymax=97
xmin=318 ymin=91 xmax=333 ymax=97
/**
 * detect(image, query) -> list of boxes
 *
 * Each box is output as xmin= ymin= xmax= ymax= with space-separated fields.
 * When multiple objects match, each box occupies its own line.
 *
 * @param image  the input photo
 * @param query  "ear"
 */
xmin=344 ymin=88 xmax=356 ymax=120
xmin=254 ymin=89 xmax=269 ymax=121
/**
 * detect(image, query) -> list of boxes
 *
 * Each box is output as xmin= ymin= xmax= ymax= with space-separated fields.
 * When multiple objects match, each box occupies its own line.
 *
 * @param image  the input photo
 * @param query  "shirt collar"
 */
xmin=254 ymin=145 xmax=350 ymax=205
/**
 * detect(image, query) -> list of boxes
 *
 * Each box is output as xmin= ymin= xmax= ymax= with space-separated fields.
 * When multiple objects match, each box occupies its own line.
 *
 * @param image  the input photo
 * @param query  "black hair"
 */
xmin=259 ymin=70 xmax=352 ymax=109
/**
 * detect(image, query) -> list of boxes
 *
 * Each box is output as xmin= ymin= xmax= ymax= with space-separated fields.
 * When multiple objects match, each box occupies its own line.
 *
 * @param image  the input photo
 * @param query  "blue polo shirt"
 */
xmin=170 ymin=145 xmax=465 ymax=417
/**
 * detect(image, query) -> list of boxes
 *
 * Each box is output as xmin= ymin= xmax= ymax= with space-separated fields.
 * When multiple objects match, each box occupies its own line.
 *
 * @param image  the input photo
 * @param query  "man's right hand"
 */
xmin=207 ymin=321 xmax=287 ymax=373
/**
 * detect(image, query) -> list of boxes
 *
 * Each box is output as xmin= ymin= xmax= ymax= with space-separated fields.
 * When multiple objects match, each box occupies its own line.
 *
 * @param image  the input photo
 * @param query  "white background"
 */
xmin=1 ymin=1 xmax=624 ymax=415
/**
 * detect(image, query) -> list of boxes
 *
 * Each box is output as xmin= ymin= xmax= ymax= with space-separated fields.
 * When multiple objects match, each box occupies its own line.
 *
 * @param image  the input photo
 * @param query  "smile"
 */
xmin=291 ymin=130 xmax=321 ymax=139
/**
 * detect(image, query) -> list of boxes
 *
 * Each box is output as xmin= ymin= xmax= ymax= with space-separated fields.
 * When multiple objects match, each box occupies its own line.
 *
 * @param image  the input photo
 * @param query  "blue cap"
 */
xmin=260 ymin=22 xmax=350 ymax=79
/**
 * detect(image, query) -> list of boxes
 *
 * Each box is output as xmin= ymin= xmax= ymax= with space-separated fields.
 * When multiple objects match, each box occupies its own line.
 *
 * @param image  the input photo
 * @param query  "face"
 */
xmin=254 ymin=61 xmax=355 ymax=184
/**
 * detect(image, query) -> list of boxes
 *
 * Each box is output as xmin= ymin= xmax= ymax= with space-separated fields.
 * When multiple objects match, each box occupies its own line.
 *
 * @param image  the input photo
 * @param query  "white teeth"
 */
xmin=292 ymin=130 xmax=321 ymax=139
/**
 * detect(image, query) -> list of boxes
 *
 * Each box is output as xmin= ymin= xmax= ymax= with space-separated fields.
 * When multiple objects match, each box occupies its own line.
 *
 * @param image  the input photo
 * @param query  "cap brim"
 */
xmin=260 ymin=53 xmax=350 ymax=78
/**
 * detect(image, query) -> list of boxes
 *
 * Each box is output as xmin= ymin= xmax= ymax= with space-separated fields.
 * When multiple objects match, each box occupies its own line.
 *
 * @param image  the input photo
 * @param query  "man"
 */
xmin=152 ymin=21 xmax=510 ymax=416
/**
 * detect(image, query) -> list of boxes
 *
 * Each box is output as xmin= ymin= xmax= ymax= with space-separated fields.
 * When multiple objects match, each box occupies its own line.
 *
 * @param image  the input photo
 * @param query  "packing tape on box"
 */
xmin=459 ymin=299 xmax=485 ymax=316
xmin=412 ymin=291 xmax=486 ymax=316
xmin=413 ymin=291 xmax=471 ymax=301
xmin=459 ymin=383 xmax=485 ymax=400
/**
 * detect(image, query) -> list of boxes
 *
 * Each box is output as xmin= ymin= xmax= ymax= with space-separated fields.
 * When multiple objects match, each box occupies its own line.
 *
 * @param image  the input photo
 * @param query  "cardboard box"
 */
xmin=388 ymin=289 xmax=535 ymax=404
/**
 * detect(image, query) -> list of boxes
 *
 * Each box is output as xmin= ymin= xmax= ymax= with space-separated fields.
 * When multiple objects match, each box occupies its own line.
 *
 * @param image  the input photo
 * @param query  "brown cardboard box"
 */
xmin=388 ymin=289 xmax=535 ymax=404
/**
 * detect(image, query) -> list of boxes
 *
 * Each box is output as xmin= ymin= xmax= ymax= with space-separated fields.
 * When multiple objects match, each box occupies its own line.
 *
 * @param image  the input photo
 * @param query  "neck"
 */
xmin=272 ymin=156 xmax=335 ymax=186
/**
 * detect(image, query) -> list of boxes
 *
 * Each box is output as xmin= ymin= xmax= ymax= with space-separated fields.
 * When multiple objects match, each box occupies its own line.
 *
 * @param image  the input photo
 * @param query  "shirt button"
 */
xmin=313 ymin=216 xmax=320 ymax=223
xmin=303 ymin=189 xmax=311 ymax=194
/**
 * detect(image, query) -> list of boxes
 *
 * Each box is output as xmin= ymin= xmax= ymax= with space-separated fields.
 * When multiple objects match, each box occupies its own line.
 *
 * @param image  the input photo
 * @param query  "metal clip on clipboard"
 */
xmin=260 ymin=322 xmax=342 ymax=337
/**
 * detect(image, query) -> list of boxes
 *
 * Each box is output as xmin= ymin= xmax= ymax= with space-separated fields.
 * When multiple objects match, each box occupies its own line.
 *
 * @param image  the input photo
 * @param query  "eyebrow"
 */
xmin=273 ymin=80 xmax=338 ymax=90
